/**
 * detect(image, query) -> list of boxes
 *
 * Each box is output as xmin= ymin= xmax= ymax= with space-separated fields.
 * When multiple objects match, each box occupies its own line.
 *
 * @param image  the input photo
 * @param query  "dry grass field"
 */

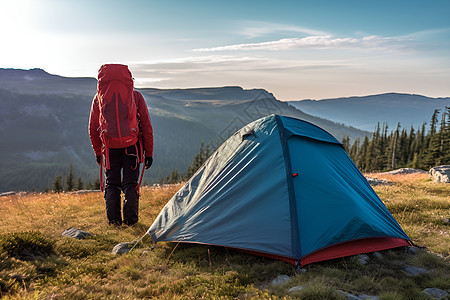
xmin=0 ymin=174 xmax=449 ymax=299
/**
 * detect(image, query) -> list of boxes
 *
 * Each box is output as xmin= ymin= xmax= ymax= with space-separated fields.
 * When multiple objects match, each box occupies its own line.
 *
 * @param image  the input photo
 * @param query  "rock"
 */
xmin=336 ymin=290 xmax=362 ymax=300
xmin=384 ymin=168 xmax=427 ymax=175
xmin=372 ymin=252 xmax=383 ymax=260
xmin=0 ymin=191 xmax=16 ymax=197
xmin=336 ymin=291 xmax=380 ymax=300
xmin=112 ymin=242 xmax=134 ymax=255
xmin=357 ymin=254 xmax=370 ymax=265
xmin=407 ymin=246 xmax=420 ymax=255
xmin=402 ymin=265 xmax=432 ymax=276
xmin=271 ymin=274 xmax=290 ymax=286
xmin=295 ymin=266 xmax=307 ymax=273
xmin=69 ymin=189 xmax=101 ymax=194
xmin=288 ymin=286 xmax=305 ymax=293
xmin=359 ymin=294 xmax=380 ymax=300
xmin=61 ymin=228 xmax=91 ymax=239
xmin=422 ymin=288 xmax=449 ymax=299
xmin=365 ymin=177 xmax=390 ymax=186
xmin=429 ymin=165 xmax=450 ymax=183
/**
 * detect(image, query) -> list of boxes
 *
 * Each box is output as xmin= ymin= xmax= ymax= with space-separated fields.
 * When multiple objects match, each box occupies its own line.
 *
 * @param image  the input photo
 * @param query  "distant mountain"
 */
xmin=0 ymin=68 xmax=96 ymax=95
xmin=288 ymin=93 xmax=450 ymax=132
xmin=0 ymin=68 xmax=368 ymax=192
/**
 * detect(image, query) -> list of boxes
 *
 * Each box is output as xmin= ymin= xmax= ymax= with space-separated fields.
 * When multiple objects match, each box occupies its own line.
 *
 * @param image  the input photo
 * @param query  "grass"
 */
xmin=0 ymin=175 xmax=449 ymax=299
xmin=367 ymin=173 xmax=450 ymax=255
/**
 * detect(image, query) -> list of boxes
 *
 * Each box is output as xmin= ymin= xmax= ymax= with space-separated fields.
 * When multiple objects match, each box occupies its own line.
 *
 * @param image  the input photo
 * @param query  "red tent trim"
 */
xmin=299 ymin=237 xmax=410 ymax=266
xmin=229 ymin=237 xmax=410 ymax=266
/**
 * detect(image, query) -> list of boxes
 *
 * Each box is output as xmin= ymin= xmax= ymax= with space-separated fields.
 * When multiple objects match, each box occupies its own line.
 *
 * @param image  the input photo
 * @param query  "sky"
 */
xmin=1 ymin=0 xmax=450 ymax=100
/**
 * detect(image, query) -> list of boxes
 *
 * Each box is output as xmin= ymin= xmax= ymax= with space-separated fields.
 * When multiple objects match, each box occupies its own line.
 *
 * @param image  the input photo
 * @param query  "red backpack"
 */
xmin=96 ymin=64 xmax=144 ymax=191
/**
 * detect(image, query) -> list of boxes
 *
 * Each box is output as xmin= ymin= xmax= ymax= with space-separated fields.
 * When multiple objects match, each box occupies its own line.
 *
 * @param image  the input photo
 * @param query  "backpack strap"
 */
xmin=135 ymin=98 xmax=145 ymax=195
xmin=99 ymin=125 xmax=111 ymax=170
xmin=123 ymin=135 xmax=145 ymax=195
xmin=99 ymin=132 xmax=110 ymax=193
xmin=136 ymin=133 xmax=145 ymax=195
xmin=100 ymin=155 xmax=105 ymax=192
xmin=137 ymin=165 xmax=145 ymax=195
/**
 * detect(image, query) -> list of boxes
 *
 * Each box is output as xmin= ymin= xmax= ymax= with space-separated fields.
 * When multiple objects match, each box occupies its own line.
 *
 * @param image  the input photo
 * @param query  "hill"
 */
xmin=288 ymin=93 xmax=450 ymax=132
xmin=0 ymin=68 xmax=368 ymax=192
xmin=0 ymin=173 xmax=448 ymax=298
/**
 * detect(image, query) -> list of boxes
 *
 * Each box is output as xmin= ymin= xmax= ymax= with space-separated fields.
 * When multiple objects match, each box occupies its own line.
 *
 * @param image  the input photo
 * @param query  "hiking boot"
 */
xmin=108 ymin=219 xmax=123 ymax=227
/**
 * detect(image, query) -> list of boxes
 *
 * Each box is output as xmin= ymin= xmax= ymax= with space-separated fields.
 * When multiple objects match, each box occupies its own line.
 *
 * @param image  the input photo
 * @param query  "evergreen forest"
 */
xmin=343 ymin=107 xmax=450 ymax=172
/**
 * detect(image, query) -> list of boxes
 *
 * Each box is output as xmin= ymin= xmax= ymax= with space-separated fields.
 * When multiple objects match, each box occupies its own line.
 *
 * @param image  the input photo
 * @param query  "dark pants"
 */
xmin=105 ymin=144 xmax=140 ymax=226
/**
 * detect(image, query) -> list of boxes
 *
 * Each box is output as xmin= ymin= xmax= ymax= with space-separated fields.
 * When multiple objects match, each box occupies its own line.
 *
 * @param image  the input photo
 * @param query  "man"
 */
xmin=89 ymin=64 xmax=153 ymax=226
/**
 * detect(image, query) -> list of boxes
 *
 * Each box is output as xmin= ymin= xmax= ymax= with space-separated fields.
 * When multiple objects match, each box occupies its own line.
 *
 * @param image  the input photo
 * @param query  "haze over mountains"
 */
xmin=0 ymin=68 xmax=370 ymax=192
xmin=289 ymin=94 xmax=450 ymax=132
xmin=2 ymin=68 xmax=447 ymax=193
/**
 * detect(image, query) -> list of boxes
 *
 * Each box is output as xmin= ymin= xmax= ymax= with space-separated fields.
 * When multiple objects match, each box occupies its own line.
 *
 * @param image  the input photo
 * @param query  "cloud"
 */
xmin=193 ymin=35 xmax=413 ymax=52
xmin=239 ymin=21 xmax=328 ymax=38
xmin=129 ymin=54 xmax=351 ymax=88
xmin=401 ymin=27 xmax=450 ymax=40
xmin=131 ymin=55 xmax=348 ymax=75
xmin=132 ymin=55 xmax=267 ymax=74
xmin=128 ymin=54 xmax=359 ymax=100
xmin=130 ymin=55 xmax=268 ymax=86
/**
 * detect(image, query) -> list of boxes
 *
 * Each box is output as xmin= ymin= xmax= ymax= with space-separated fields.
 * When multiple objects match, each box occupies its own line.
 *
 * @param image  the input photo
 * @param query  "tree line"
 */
xmin=50 ymin=141 xmax=215 ymax=191
xmin=159 ymin=141 xmax=215 ymax=184
xmin=343 ymin=107 xmax=450 ymax=172
xmin=50 ymin=163 xmax=100 ymax=193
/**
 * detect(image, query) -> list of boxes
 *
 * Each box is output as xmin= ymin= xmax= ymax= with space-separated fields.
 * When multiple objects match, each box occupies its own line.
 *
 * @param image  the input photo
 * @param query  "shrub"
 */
xmin=0 ymin=231 xmax=55 ymax=260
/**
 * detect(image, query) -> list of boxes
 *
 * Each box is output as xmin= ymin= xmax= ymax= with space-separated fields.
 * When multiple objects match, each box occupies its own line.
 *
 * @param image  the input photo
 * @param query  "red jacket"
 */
xmin=89 ymin=90 xmax=154 ymax=158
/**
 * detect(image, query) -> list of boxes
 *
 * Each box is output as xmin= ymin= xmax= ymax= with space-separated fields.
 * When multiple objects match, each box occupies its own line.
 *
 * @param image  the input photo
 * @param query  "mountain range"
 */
xmin=0 ymin=68 xmax=370 ymax=192
xmin=288 ymin=93 xmax=450 ymax=132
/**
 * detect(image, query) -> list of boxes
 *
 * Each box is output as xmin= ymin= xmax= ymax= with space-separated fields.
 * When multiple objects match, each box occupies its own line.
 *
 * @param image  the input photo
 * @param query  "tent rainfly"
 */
xmin=147 ymin=114 xmax=411 ymax=266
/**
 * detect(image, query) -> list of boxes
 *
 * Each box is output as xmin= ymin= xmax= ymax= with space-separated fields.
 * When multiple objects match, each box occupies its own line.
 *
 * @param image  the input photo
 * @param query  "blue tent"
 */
xmin=147 ymin=115 xmax=411 ymax=266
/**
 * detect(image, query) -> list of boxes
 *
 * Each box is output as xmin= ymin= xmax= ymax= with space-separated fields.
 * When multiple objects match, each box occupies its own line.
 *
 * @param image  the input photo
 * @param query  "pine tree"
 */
xmin=364 ymin=123 xmax=385 ymax=171
xmin=435 ymin=107 xmax=450 ymax=165
xmin=187 ymin=141 xmax=208 ymax=178
xmin=358 ymin=136 xmax=370 ymax=171
xmin=94 ymin=178 xmax=100 ymax=190
xmin=407 ymin=125 xmax=416 ymax=164
xmin=416 ymin=122 xmax=427 ymax=168
xmin=349 ymin=137 xmax=360 ymax=161
xmin=77 ymin=176 xmax=84 ymax=190
xmin=379 ymin=122 xmax=389 ymax=169
xmin=429 ymin=109 xmax=440 ymax=136
xmin=205 ymin=143 xmax=212 ymax=158
xmin=387 ymin=123 xmax=401 ymax=170
xmin=341 ymin=136 xmax=350 ymax=153
xmin=365 ymin=140 xmax=375 ymax=171
xmin=398 ymin=128 xmax=409 ymax=166
xmin=443 ymin=107 xmax=450 ymax=163
xmin=65 ymin=163 xmax=75 ymax=192
xmin=198 ymin=141 xmax=205 ymax=165
xmin=425 ymin=110 xmax=441 ymax=168
xmin=53 ymin=175 xmax=63 ymax=193
xmin=165 ymin=169 xmax=181 ymax=184
xmin=436 ymin=111 xmax=447 ymax=165
xmin=411 ymin=153 xmax=420 ymax=169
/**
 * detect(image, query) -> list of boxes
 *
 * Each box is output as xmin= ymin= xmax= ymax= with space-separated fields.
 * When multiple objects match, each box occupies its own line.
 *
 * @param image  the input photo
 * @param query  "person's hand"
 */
xmin=96 ymin=155 xmax=101 ymax=166
xmin=145 ymin=157 xmax=153 ymax=169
